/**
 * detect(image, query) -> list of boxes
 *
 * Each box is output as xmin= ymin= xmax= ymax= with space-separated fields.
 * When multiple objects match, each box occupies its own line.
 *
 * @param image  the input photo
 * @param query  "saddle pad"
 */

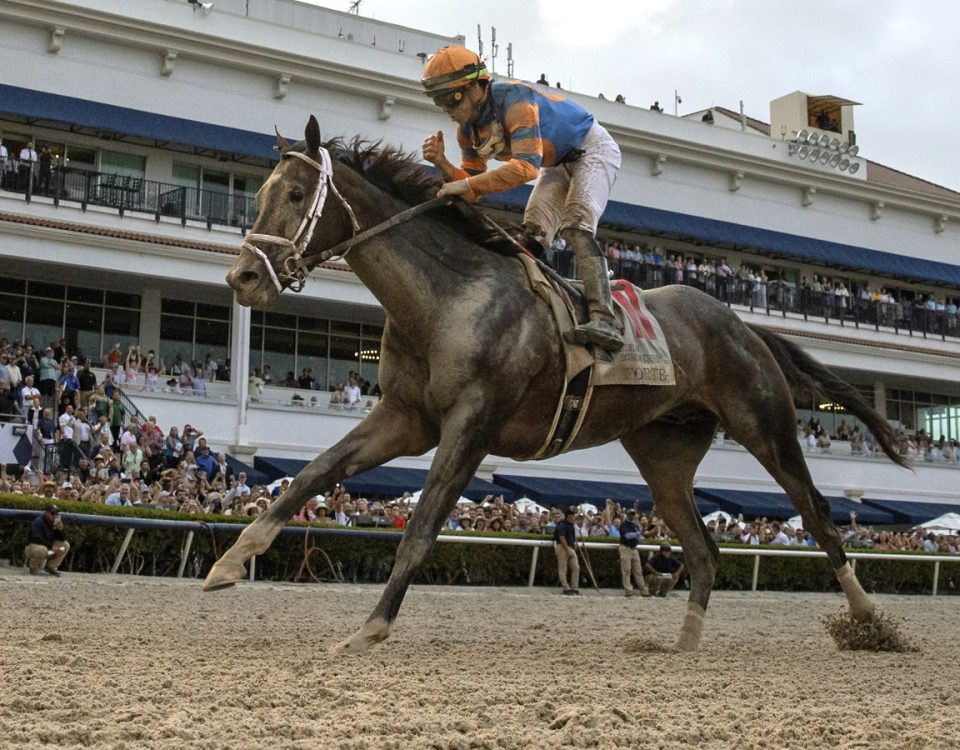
xmin=599 ymin=280 xmax=676 ymax=386
xmin=516 ymin=254 xmax=675 ymax=387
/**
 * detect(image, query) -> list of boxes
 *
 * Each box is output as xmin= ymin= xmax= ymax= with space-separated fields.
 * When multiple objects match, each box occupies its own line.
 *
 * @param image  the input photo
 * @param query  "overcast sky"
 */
xmin=303 ymin=0 xmax=960 ymax=192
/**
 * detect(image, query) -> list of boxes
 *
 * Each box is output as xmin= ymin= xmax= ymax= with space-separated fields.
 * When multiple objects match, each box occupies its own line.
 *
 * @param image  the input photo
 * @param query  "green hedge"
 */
xmin=2 ymin=496 xmax=957 ymax=594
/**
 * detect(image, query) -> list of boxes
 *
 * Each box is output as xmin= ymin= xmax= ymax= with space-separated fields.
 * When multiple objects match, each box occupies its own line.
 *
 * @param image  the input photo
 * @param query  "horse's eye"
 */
xmin=289 ymin=188 xmax=305 ymax=202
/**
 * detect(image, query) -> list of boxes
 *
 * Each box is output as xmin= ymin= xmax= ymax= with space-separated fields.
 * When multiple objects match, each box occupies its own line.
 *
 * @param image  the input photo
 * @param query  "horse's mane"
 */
xmin=296 ymin=137 xmax=517 ymax=253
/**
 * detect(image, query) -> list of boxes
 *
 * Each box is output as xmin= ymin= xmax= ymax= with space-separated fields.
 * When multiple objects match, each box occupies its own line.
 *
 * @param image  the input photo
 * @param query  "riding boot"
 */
xmin=562 ymin=229 xmax=624 ymax=352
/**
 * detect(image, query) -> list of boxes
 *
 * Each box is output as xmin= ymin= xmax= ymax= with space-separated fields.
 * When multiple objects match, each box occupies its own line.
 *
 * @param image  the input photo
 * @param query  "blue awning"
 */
xmin=492 ymin=473 xmax=717 ymax=514
xmin=483 ymin=191 xmax=960 ymax=288
xmin=694 ymin=488 xmax=896 ymax=524
xmin=223 ymin=454 xmax=269 ymax=487
xmin=252 ymin=457 xmax=513 ymax=501
xmin=860 ymin=499 xmax=960 ymax=526
xmin=0 ymin=84 xmax=279 ymax=162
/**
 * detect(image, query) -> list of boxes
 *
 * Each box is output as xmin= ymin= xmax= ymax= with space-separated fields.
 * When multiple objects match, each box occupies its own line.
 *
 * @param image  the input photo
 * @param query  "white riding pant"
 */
xmin=523 ymin=121 xmax=621 ymax=245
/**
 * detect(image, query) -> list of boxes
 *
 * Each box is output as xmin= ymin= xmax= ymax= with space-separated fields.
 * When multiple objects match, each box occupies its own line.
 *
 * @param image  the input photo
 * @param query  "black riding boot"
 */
xmin=562 ymin=229 xmax=624 ymax=352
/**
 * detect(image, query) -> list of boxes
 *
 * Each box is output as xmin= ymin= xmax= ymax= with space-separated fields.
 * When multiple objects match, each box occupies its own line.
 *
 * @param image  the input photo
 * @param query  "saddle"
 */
xmin=516 ymin=254 xmax=676 ymax=460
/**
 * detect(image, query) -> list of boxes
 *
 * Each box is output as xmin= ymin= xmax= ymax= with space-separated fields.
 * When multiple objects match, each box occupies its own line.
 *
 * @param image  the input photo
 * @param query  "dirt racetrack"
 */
xmin=1 ymin=568 xmax=958 ymax=750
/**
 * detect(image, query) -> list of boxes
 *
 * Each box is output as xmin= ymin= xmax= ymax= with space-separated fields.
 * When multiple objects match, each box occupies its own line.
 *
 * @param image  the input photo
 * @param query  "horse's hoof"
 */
xmin=202 ymin=561 xmax=246 ymax=592
xmin=330 ymin=620 xmax=390 ymax=655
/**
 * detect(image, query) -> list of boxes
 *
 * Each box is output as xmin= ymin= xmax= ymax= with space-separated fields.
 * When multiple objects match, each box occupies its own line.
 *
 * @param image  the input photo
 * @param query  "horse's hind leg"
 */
xmin=717 ymin=361 xmax=874 ymax=619
xmin=621 ymin=416 xmax=719 ymax=651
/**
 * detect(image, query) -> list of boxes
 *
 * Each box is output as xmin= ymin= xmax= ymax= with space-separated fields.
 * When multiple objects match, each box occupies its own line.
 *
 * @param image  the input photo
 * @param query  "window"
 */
xmin=159 ymin=298 xmax=231 ymax=375
xmin=100 ymin=150 xmax=146 ymax=178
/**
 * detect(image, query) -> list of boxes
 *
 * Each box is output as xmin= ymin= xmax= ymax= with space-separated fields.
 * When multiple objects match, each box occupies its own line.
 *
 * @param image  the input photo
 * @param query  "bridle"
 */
xmin=240 ymin=147 xmax=360 ymax=294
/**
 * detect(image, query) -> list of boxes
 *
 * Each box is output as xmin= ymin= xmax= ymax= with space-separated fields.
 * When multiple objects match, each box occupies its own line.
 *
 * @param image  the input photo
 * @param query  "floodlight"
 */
xmin=828 ymin=138 xmax=841 ymax=151
xmin=819 ymin=151 xmax=830 ymax=164
xmin=806 ymin=131 xmax=820 ymax=145
xmin=788 ymin=143 xmax=799 ymax=156
xmin=839 ymin=143 xmax=849 ymax=154
xmin=796 ymin=129 xmax=810 ymax=142
xmin=847 ymin=144 xmax=859 ymax=157
xmin=829 ymin=153 xmax=841 ymax=167
xmin=847 ymin=162 xmax=860 ymax=174
xmin=838 ymin=158 xmax=850 ymax=170
xmin=818 ymin=134 xmax=830 ymax=148
xmin=808 ymin=148 xmax=821 ymax=162
xmin=798 ymin=145 xmax=810 ymax=159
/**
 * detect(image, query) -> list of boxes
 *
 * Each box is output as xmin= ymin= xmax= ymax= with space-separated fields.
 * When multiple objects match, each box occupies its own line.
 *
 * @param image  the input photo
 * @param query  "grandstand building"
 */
xmin=2 ymin=0 xmax=959 ymax=521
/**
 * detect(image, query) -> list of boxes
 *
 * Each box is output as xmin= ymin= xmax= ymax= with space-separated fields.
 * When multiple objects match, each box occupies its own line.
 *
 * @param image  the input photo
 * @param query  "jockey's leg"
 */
xmin=561 ymin=228 xmax=624 ymax=352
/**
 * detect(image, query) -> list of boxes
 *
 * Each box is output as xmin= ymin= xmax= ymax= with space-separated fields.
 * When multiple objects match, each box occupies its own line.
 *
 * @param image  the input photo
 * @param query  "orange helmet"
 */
xmin=421 ymin=46 xmax=490 ymax=96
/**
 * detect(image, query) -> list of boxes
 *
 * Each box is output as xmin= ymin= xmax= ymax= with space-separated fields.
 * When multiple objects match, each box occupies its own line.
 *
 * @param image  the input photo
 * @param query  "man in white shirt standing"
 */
xmin=18 ymin=140 xmax=37 ymax=191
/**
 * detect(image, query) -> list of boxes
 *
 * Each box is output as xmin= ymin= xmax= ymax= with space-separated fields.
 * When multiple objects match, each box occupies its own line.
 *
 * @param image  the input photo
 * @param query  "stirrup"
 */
xmin=564 ymin=321 xmax=624 ymax=352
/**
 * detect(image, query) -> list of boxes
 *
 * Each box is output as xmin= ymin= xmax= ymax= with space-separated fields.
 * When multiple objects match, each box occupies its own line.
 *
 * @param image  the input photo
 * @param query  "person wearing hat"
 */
xmin=24 ymin=504 xmax=69 ymax=576
xmin=553 ymin=507 xmax=580 ymax=595
xmin=420 ymin=45 xmax=623 ymax=353
xmin=619 ymin=510 xmax=651 ymax=597
xmin=644 ymin=543 xmax=684 ymax=597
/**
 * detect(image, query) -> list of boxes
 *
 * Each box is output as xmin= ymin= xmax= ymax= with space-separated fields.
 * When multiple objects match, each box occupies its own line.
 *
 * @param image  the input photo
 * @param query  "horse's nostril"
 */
xmin=238 ymin=271 xmax=260 ymax=286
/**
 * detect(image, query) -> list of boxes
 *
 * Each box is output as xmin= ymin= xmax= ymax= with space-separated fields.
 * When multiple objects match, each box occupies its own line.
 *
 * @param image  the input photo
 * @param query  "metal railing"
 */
xmin=3 ymin=161 xmax=258 ymax=232
xmin=2 ymin=507 xmax=957 ymax=594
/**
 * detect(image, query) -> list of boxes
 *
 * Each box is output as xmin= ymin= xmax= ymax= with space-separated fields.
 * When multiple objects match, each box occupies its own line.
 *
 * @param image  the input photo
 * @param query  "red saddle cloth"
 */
xmin=611 ymin=280 xmax=658 ymax=340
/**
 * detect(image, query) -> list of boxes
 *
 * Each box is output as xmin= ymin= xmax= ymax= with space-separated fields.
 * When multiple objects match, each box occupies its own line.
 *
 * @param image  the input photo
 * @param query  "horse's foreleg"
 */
xmin=203 ymin=403 xmax=433 ymax=591
xmin=334 ymin=418 xmax=489 ymax=654
xmin=621 ymin=419 xmax=718 ymax=652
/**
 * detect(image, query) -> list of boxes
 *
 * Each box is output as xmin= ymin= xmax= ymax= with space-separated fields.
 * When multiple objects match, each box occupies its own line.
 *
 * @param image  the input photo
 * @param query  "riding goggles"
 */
xmin=431 ymin=89 xmax=466 ymax=110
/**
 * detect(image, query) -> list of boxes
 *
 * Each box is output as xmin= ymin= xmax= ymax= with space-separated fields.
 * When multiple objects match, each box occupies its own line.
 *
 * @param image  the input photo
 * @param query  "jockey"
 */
xmin=420 ymin=45 xmax=624 ymax=353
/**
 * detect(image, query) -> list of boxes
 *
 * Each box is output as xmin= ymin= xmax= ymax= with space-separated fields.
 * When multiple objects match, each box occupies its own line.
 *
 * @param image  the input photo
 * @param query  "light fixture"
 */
xmin=798 ymin=145 xmax=810 ymax=159
xmin=819 ymin=151 xmax=830 ymax=164
xmin=839 ymin=143 xmax=849 ymax=154
xmin=848 ymin=162 xmax=860 ymax=174
xmin=818 ymin=134 xmax=830 ymax=148
xmin=796 ymin=129 xmax=810 ymax=142
xmin=829 ymin=153 xmax=841 ymax=167
xmin=806 ymin=131 xmax=820 ymax=145
xmin=847 ymin=144 xmax=859 ymax=157
xmin=808 ymin=148 xmax=821 ymax=162
xmin=839 ymin=157 xmax=850 ymax=170
xmin=785 ymin=129 xmax=863 ymax=175
xmin=828 ymin=138 xmax=841 ymax=151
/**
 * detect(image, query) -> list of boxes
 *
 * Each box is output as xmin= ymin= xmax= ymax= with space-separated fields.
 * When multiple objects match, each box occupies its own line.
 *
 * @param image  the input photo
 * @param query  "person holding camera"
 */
xmin=644 ymin=543 xmax=684 ymax=597
xmin=24 ymin=504 xmax=69 ymax=576
xmin=619 ymin=509 xmax=650 ymax=597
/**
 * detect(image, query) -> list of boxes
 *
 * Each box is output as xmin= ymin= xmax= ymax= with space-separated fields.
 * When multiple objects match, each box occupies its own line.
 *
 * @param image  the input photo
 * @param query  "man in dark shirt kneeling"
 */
xmin=644 ymin=543 xmax=684 ymax=597
xmin=25 ymin=504 xmax=70 ymax=576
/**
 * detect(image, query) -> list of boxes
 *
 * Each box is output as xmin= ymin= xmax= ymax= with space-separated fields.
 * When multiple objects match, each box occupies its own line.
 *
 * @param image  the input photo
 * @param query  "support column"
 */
xmin=229 ymin=296 xmax=254 ymax=460
xmin=139 ymin=288 xmax=163 ymax=356
xmin=873 ymin=380 xmax=887 ymax=420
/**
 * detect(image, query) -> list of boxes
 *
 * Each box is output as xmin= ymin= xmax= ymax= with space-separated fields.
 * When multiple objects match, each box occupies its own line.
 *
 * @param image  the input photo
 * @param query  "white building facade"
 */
xmin=1 ymin=0 xmax=959 ymax=515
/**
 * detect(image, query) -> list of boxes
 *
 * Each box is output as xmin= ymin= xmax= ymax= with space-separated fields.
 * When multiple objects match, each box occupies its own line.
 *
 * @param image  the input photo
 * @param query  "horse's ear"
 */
xmin=274 ymin=126 xmax=290 ymax=153
xmin=305 ymin=115 xmax=321 ymax=154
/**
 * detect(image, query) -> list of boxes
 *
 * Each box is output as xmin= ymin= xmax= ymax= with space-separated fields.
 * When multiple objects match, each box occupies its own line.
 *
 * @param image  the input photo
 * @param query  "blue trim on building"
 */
xmin=0 ymin=84 xmax=278 ymax=161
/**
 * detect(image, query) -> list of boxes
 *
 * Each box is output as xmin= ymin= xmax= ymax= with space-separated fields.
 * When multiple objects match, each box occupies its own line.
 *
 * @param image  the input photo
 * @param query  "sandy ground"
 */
xmin=1 ymin=568 xmax=958 ymax=750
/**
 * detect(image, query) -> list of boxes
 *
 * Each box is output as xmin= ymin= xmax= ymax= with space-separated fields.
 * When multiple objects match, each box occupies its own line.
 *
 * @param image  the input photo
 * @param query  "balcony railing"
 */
xmin=2 ymin=161 xmax=258 ymax=232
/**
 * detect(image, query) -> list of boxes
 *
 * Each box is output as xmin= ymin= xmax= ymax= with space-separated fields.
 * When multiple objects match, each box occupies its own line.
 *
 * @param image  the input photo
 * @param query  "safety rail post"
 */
xmin=751 ymin=554 xmax=760 ymax=592
xmin=111 ymin=528 xmax=136 ymax=573
xmin=932 ymin=561 xmax=940 ymax=596
xmin=527 ymin=546 xmax=539 ymax=587
xmin=178 ymin=530 xmax=195 ymax=578
xmin=249 ymin=555 xmax=256 ymax=581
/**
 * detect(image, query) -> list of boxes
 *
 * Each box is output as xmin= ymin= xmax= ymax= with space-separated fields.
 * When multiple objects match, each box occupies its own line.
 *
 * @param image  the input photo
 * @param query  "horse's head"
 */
xmin=226 ymin=115 xmax=359 ymax=308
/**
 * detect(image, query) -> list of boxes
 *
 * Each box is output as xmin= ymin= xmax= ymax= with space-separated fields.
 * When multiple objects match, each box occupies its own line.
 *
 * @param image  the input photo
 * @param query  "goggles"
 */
xmin=431 ymin=88 xmax=466 ymax=110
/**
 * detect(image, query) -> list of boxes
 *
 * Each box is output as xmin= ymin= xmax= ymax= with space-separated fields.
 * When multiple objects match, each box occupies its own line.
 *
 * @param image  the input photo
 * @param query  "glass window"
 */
xmin=263 ymin=326 xmax=295 ymax=385
xmin=328 ymin=336 xmax=359 ymax=389
xmin=330 ymin=320 xmax=361 ymax=336
xmin=105 ymin=291 xmax=140 ymax=309
xmin=28 ymin=282 xmax=65 ymax=300
xmin=0 ymin=278 xmax=26 ymax=294
xmin=160 ymin=314 xmax=195 ymax=369
xmin=65 ymin=303 xmax=103 ymax=364
xmin=0 ymin=294 xmax=25 ymax=341
xmin=196 ymin=302 xmax=229 ymax=321
xmin=100 ymin=150 xmax=146 ymax=178
xmin=67 ymin=287 xmax=104 ymax=304
xmin=265 ymin=311 xmax=297 ymax=328
xmin=172 ymin=163 xmax=200 ymax=190
xmin=64 ymin=145 xmax=96 ymax=172
xmin=25 ymin=297 xmax=64 ymax=350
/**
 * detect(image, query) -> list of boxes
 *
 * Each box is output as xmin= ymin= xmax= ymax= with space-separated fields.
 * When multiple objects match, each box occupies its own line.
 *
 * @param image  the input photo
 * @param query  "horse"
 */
xmin=206 ymin=115 xmax=909 ymax=653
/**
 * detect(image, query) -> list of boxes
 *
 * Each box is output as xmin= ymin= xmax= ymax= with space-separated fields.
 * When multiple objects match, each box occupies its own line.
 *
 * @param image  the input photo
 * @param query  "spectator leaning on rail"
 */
xmin=24 ymin=503 xmax=69 ymax=576
xmin=420 ymin=45 xmax=624 ymax=352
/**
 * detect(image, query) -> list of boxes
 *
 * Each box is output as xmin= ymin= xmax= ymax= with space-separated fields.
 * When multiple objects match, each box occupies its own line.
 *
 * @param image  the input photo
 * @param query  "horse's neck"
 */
xmin=345 ymin=222 xmax=449 ymax=333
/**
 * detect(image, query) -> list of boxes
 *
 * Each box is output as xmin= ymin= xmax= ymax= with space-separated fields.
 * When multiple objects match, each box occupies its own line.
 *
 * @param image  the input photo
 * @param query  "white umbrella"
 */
xmin=701 ymin=510 xmax=733 ymax=526
xmin=513 ymin=496 xmax=549 ymax=514
xmin=786 ymin=515 xmax=804 ymax=530
xmin=919 ymin=512 xmax=960 ymax=533
xmin=577 ymin=502 xmax=598 ymax=516
xmin=405 ymin=489 xmax=473 ymax=506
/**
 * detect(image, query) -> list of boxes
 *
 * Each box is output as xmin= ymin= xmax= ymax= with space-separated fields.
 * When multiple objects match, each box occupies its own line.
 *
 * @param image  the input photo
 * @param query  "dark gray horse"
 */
xmin=206 ymin=116 xmax=908 ymax=652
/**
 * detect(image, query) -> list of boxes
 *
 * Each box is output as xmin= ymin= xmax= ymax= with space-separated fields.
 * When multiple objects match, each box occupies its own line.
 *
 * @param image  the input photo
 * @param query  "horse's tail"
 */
xmin=749 ymin=325 xmax=910 ymax=469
